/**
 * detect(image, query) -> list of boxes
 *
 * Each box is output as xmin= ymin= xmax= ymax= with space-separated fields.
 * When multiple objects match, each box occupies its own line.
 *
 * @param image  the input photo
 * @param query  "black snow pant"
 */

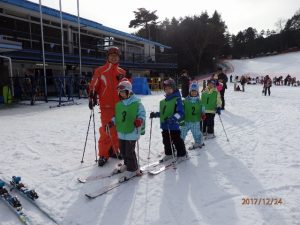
xmin=264 ymin=87 xmax=271 ymax=96
xmin=203 ymin=113 xmax=216 ymax=134
xmin=220 ymin=88 xmax=226 ymax=109
xmin=162 ymin=130 xmax=186 ymax=157
xmin=119 ymin=139 xmax=138 ymax=172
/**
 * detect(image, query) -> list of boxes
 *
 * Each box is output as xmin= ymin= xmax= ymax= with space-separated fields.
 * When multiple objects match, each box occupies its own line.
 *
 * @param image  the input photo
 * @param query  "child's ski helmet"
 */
xmin=189 ymin=82 xmax=199 ymax=92
xmin=117 ymin=78 xmax=132 ymax=93
xmin=207 ymin=79 xmax=216 ymax=85
xmin=163 ymin=78 xmax=177 ymax=90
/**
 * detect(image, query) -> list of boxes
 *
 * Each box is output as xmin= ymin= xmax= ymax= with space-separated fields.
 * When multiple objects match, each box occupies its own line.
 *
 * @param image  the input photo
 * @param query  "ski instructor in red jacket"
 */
xmin=89 ymin=46 xmax=126 ymax=166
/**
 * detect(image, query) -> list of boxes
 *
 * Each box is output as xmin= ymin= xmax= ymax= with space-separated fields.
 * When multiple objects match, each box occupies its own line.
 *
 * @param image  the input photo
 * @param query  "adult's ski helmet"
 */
xmin=107 ymin=46 xmax=121 ymax=56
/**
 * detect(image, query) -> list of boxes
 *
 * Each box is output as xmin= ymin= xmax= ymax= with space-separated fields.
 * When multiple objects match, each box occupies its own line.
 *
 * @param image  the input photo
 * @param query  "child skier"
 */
xmin=201 ymin=79 xmax=222 ymax=139
xmin=150 ymin=78 xmax=187 ymax=162
xmin=113 ymin=79 xmax=146 ymax=181
xmin=181 ymin=82 xmax=206 ymax=149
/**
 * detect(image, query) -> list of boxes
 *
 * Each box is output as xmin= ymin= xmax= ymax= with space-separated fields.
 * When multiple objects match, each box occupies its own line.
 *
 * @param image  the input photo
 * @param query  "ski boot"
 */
xmin=98 ymin=156 xmax=108 ymax=167
xmin=119 ymin=169 xmax=142 ymax=183
xmin=159 ymin=155 xmax=173 ymax=163
xmin=7 ymin=196 xmax=22 ymax=209
xmin=25 ymin=189 xmax=39 ymax=200
xmin=188 ymin=143 xmax=203 ymax=150
xmin=112 ymin=164 xmax=127 ymax=174
xmin=177 ymin=151 xmax=189 ymax=163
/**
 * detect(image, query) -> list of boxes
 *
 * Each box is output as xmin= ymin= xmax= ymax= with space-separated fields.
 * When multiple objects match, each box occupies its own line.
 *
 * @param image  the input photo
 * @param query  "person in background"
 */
xmin=263 ymin=75 xmax=272 ymax=96
xmin=180 ymin=69 xmax=190 ymax=98
xmin=217 ymin=67 xmax=228 ymax=110
xmin=240 ymin=75 xmax=247 ymax=92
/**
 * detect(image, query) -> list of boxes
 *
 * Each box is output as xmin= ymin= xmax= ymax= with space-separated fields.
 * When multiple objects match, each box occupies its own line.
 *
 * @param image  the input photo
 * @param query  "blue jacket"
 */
xmin=113 ymin=94 xmax=146 ymax=141
xmin=159 ymin=90 xmax=184 ymax=131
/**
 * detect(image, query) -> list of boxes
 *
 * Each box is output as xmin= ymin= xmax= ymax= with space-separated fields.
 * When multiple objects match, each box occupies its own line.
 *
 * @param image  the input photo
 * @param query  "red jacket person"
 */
xmin=89 ymin=46 xmax=126 ymax=166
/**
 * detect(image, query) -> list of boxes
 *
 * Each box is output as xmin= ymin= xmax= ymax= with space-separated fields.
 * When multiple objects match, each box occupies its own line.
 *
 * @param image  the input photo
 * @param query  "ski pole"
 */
xmin=201 ymin=119 xmax=204 ymax=146
xmin=167 ymin=125 xmax=177 ymax=169
xmin=92 ymin=108 xmax=98 ymax=162
xmin=147 ymin=118 xmax=153 ymax=159
xmin=218 ymin=114 xmax=229 ymax=142
xmin=105 ymin=123 xmax=121 ymax=159
xmin=81 ymin=109 xmax=93 ymax=163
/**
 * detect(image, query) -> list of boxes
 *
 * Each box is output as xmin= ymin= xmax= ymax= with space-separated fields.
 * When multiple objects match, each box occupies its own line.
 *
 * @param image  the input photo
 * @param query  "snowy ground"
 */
xmin=1 ymin=82 xmax=300 ymax=225
xmin=228 ymin=51 xmax=300 ymax=78
xmin=1 ymin=51 xmax=300 ymax=225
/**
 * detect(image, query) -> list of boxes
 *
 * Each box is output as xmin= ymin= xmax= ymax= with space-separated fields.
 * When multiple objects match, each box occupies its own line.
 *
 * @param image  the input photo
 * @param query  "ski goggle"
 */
xmin=117 ymin=85 xmax=127 ymax=91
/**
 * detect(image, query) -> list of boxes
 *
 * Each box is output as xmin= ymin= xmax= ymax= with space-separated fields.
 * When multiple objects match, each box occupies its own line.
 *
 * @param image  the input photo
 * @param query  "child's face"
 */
xmin=119 ymin=90 xmax=128 ymax=99
xmin=190 ymin=90 xmax=198 ymax=97
xmin=208 ymin=83 xmax=214 ymax=88
xmin=164 ymin=86 xmax=174 ymax=95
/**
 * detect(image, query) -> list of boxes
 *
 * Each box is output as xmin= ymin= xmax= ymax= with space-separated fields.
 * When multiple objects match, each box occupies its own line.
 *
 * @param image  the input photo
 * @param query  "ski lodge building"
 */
xmin=0 ymin=0 xmax=177 ymax=101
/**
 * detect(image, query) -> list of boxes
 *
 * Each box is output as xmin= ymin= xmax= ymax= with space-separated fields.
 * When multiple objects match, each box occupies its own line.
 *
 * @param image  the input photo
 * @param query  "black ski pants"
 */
xmin=264 ymin=87 xmax=271 ymax=96
xmin=220 ymin=88 xmax=226 ymax=109
xmin=119 ymin=139 xmax=138 ymax=172
xmin=203 ymin=113 xmax=216 ymax=134
xmin=162 ymin=130 xmax=186 ymax=157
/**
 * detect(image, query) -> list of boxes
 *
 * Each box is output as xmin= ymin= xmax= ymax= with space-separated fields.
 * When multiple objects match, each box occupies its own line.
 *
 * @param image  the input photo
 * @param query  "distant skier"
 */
xmin=112 ymin=79 xmax=145 ymax=181
xmin=240 ymin=75 xmax=247 ymax=92
xmin=180 ymin=82 xmax=206 ymax=149
xmin=263 ymin=75 xmax=272 ymax=96
xmin=150 ymin=78 xmax=187 ymax=162
xmin=201 ymin=80 xmax=222 ymax=138
xmin=217 ymin=67 xmax=228 ymax=110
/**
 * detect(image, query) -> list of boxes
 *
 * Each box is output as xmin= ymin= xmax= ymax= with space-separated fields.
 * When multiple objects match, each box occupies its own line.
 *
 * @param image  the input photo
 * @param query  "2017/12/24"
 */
xmin=242 ymin=198 xmax=283 ymax=205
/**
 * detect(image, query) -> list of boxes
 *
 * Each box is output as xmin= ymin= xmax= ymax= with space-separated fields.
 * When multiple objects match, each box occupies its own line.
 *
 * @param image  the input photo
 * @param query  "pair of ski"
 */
xmin=78 ymin=161 xmax=160 ymax=184
xmin=84 ymin=156 xmax=190 ymax=199
xmin=0 ymin=177 xmax=58 ymax=225
xmin=0 ymin=178 xmax=33 ymax=225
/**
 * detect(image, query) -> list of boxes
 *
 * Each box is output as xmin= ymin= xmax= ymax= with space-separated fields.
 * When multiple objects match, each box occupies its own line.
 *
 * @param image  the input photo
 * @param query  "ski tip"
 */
xmin=77 ymin=178 xmax=86 ymax=183
xmin=85 ymin=194 xmax=95 ymax=199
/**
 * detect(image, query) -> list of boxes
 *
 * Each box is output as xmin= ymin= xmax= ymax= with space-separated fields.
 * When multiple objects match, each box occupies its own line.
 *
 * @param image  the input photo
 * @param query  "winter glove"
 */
xmin=88 ymin=91 xmax=97 ymax=110
xmin=150 ymin=112 xmax=160 ymax=118
xmin=116 ymin=74 xmax=125 ymax=81
xmin=201 ymin=113 xmax=206 ymax=121
xmin=166 ymin=116 xmax=177 ymax=124
xmin=134 ymin=118 xmax=143 ymax=128
xmin=216 ymin=107 xmax=221 ymax=115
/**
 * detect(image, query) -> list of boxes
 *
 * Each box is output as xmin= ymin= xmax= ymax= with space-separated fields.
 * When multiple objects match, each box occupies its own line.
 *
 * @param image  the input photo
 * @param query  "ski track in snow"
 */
xmin=1 ymin=78 xmax=300 ymax=224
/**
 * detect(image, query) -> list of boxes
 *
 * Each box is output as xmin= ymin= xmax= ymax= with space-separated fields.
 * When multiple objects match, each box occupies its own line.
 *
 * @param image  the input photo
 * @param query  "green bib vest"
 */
xmin=3 ymin=85 xmax=12 ymax=104
xmin=160 ymin=97 xmax=177 ymax=123
xmin=183 ymin=99 xmax=202 ymax=122
xmin=115 ymin=101 xmax=139 ymax=133
xmin=202 ymin=91 xmax=218 ymax=111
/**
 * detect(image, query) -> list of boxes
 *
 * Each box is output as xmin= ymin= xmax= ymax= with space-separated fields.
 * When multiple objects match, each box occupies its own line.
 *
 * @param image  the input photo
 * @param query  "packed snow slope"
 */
xmin=1 ymin=51 xmax=300 ymax=225
xmin=1 ymin=82 xmax=300 ymax=225
xmin=228 ymin=51 xmax=300 ymax=78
